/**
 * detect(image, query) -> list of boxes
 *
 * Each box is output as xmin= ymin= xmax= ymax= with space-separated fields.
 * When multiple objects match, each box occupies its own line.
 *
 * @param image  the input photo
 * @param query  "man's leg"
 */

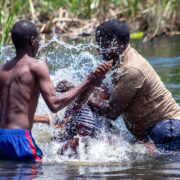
xmin=169 ymin=119 xmax=180 ymax=151
xmin=57 ymin=138 xmax=79 ymax=156
xmin=145 ymin=119 xmax=180 ymax=152
xmin=144 ymin=120 xmax=172 ymax=152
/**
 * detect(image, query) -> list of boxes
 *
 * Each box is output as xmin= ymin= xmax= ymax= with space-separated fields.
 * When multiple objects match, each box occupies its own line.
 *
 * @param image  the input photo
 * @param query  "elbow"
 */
xmin=48 ymin=102 xmax=66 ymax=113
xmin=48 ymin=103 xmax=59 ymax=113
xmin=44 ymin=96 xmax=66 ymax=113
xmin=106 ymin=109 xmax=120 ymax=120
xmin=110 ymin=114 xmax=119 ymax=120
xmin=50 ymin=108 xmax=58 ymax=113
xmin=106 ymin=113 xmax=118 ymax=120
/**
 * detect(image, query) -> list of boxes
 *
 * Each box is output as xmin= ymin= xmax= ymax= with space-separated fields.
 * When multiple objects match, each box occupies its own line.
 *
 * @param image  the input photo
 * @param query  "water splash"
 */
xmin=0 ymin=35 xmax=151 ymax=165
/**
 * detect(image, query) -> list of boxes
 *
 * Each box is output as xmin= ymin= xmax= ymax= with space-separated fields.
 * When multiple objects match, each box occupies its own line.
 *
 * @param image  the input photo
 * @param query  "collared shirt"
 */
xmin=113 ymin=45 xmax=180 ymax=139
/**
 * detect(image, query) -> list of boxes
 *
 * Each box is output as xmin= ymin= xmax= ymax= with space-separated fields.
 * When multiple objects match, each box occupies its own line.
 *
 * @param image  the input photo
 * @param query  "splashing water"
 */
xmin=0 ymin=34 xmax=150 ymax=165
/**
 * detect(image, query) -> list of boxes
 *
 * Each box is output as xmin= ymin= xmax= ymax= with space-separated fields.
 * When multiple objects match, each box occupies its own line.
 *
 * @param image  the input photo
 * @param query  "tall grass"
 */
xmin=0 ymin=0 xmax=179 ymax=49
xmin=0 ymin=0 xmax=28 ymax=50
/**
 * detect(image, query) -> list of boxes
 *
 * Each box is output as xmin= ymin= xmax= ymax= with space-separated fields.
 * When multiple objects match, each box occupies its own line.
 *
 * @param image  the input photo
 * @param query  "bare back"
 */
xmin=0 ymin=53 xmax=110 ymax=131
xmin=0 ymin=55 xmax=40 ymax=130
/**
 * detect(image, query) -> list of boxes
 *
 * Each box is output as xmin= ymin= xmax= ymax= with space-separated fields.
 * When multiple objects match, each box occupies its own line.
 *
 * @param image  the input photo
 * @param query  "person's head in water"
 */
xmin=96 ymin=20 xmax=130 ymax=61
xmin=11 ymin=20 xmax=39 ymax=57
xmin=56 ymin=80 xmax=75 ymax=93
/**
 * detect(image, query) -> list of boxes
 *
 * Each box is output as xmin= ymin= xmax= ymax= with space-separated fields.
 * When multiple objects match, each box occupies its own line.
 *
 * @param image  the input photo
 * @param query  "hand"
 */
xmin=43 ymin=114 xmax=51 ymax=124
xmin=144 ymin=142 xmax=157 ymax=155
xmin=48 ymin=113 xmax=54 ymax=125
xmin=86 ymin=62 xmax=112 ymax=86
xmin=95 ymin=62 xmax=112 ymax=78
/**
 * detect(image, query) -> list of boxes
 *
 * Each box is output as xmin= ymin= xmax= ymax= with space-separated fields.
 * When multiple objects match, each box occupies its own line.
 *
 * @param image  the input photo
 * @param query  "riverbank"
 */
xmin=0 ymin=0 xmax=180 ymax=49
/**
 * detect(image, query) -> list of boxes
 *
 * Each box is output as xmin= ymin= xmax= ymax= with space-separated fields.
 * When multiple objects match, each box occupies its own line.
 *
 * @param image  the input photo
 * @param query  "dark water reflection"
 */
xmin=0 ymin=35 xmax=180 ymax=179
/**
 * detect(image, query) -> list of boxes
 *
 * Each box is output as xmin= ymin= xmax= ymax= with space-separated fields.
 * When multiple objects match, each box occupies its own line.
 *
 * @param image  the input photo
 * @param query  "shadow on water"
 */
xmin=0 ymin=35 xmax=180 ymax=179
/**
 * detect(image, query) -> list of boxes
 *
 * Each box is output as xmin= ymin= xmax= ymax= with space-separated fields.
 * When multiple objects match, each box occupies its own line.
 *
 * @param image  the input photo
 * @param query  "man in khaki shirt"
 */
xmin=89 ymin=20 xmax=180 ymax=152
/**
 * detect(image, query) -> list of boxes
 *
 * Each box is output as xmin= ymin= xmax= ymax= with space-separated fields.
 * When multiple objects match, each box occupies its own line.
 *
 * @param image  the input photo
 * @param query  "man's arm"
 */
xmin=33 ymin=115 xmax=50 ymax=124
xmin=33 ymin=60 xmax=110 ymax=113
xmin=88 ymin=68 xmax=145 ymax=120
xmin=71 ymin=66 xmax=111 ymax=111
xmin=71 ymin=87 xmax=95 ymax=111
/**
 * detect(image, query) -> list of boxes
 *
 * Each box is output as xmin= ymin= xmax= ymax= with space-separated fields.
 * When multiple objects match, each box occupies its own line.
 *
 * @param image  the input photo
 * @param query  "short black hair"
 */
xmin=96 ymin=20 xmax=130 ymax=46
xmin=11 ymin=20 xmax=38 ymax=49
xmin=56 ymin=80 xmax=75 ymax=93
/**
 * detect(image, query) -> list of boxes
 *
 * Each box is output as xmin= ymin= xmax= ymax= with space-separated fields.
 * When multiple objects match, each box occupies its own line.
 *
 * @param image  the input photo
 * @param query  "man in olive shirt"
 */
xmin=89 ymin=20 xmax=180 ymax=152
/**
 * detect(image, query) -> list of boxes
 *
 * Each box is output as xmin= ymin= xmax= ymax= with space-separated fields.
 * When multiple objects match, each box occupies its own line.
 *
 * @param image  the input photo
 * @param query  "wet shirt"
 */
xmin=54 ymin=104 xmax=100 ymax=142
xmin=69 ymin=104 xmax=99 ymax=130
xmin=114 ymin=45 xmax=180 ymax=139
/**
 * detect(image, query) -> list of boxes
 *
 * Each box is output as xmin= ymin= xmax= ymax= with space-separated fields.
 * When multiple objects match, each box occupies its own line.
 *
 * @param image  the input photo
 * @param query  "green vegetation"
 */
xmin=0 ymin=0 xmax=180 ymax=50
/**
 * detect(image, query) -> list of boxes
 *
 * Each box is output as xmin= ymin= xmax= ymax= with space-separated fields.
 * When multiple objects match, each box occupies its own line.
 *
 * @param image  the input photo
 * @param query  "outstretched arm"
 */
xmin=71 ymin=64 xmax=111 ymax=111
xmin=33 ymin=60 xmax=110 ymax=113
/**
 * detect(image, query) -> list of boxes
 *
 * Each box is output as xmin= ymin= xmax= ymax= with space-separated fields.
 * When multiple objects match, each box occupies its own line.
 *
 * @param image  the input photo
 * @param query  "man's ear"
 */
xmin=30 ymin=36 xmax=35 ymax=46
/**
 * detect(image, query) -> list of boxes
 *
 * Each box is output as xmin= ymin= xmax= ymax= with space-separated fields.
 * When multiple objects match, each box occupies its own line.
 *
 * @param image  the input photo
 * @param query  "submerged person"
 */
xmin=53 ymin=80 xmax=108 ymax=155
xmin=54 ymin=80 xmax=100 ymax=142
xmin=0 ymin=20 xmax=111 ymax=162
xmin=88 ymin=19 xmax=180 ymax=152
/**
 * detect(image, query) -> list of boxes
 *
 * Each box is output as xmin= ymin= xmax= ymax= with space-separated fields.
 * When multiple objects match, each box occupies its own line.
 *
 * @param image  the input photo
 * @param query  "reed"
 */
xmin=0 ymin=0 xmax=179 ymax=47
xmin=0 ymin=0 xmax=28 ymax=50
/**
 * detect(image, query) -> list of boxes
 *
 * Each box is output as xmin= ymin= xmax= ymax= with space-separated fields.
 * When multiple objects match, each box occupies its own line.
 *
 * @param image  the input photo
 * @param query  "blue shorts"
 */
xmin=0 ymin=129 xmax=43 ymax=162
xmin=144 ymin=119 xmax=180 ymax=152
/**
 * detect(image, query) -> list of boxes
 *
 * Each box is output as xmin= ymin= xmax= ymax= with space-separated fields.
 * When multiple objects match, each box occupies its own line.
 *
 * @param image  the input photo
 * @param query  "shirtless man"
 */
xmin=89 ymin=20 xmax=180 ymax=152
xmin=0 ymin=20 xmax=110 ymax=162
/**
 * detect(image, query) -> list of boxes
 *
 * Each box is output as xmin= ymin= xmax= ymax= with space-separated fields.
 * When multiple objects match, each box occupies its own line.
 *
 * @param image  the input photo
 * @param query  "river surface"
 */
xmin=0 ymin=35 xmax=180 ymax=179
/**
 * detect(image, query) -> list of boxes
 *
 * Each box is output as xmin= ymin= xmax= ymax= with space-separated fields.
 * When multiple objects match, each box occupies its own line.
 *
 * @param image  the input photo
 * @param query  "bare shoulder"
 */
xmin=30 ymin=58 xmax=49 ymax=75
xmin=1 ymin=59 xmax=14 ymax=71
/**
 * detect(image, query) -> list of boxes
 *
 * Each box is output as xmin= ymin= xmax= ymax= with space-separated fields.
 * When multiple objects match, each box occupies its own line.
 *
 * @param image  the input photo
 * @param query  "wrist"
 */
xmin=89 ymin=72 xmax=104 ymax=86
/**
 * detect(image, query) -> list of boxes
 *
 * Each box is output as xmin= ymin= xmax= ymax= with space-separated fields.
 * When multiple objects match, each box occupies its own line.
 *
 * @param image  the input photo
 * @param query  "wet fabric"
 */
xmin=114 ymin=45 xmax=180 ymax=139
xmin=54 ymin=104 xmax=100 ymax=142
xmin=69 ymin=104 xmax=99 ymax=130
xmin=144 ymin=119 xmax=180 ymax=152
xmin=0 ymin=129 xmax=43 ymax=162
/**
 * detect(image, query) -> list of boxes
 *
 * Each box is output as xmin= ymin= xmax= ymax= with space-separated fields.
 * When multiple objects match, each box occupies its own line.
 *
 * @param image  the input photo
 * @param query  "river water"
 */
xmin=0 ymin=35 xmax=180 ymax=179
